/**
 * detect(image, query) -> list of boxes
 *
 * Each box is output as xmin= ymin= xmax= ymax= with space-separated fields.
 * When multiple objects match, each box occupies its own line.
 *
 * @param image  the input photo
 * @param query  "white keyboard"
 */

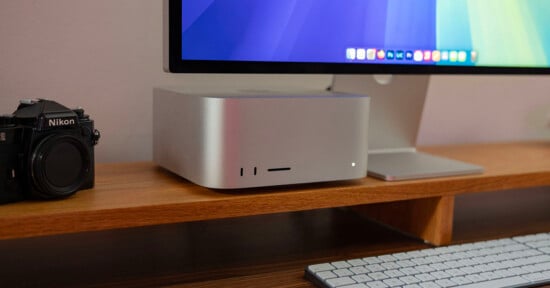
xmin=305 ymin=232 xmax=550 ymax=288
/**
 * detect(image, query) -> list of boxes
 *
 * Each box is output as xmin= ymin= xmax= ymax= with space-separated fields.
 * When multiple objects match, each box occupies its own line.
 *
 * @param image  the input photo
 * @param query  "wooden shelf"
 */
xmin=0 ymin=142 xmax=548 ymax=241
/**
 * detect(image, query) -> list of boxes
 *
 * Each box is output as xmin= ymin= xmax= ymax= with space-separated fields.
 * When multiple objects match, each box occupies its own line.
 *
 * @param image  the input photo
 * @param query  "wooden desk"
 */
xmin=0 ymin=142 xmax=548 ymax=287
xmin=0 ymin=142 xmax=548 ymax=243
xmin=0 ymin=188 xmax=548 ymax=287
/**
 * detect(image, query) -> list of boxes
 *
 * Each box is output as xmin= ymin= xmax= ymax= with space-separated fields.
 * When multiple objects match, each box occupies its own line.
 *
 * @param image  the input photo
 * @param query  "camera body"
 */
xmin=0 ymin=99 xmax=100 ymax=203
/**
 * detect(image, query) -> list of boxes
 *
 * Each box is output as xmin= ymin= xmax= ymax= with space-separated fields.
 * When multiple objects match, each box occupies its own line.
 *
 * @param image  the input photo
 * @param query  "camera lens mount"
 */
xmin=31 ymin=134 xmax=91 ymax=199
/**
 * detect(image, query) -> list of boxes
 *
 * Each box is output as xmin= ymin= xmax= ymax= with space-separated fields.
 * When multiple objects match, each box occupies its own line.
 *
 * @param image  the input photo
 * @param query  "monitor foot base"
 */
xmin=368 ymin=151 xmax=484 ymax=181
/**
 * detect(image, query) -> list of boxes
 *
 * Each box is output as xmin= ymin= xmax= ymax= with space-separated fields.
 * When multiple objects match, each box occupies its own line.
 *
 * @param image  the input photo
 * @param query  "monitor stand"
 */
xmin=332 ymin=75 xmax=483 ymax=181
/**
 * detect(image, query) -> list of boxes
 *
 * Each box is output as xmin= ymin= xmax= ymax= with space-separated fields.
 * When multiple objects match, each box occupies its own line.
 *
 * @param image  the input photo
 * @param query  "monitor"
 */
xmin=164 ymin=0 xmax=550 ymax=180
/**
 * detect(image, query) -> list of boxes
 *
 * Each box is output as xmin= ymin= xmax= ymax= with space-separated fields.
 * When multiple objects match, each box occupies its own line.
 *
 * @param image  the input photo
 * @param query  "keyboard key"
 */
xmin=384 ymin=269 xmax=405 ymax=278
xmin=399 ymin=276 xmax=420 ymax=284
xmin=495 ymin=238 xmax=517 ymax=246
xmin=352 ymin=274 xmax=373 ymax=283
xmin=479 ymin=271 xmax=501 ymax=280
xmin=416 ymin=265 xmax=436 ymax=273
xmin=506 ymin=244 xmax=530 ymax=252
xmin=438 ymin=253 xmax=454 ymax=261
xmin=378 ymin=255 xmax=397 ymax=262
xmin=472 ymin=264 xmax=492 ymax=272
xmin=348 ymin=259 xmax=367 ymax=267
xmin=396 ymin=260 xmax=416 ymax=268
xmin=445 ymin=268 xmax=466 ymax=277
xmin=507 ymin=267 xmax=529 ymax=276
xmin=524 ymin=249 xmax=543 ymax=257
xmin=433 ymin=247 xmax=452 ymax=255
xmin=403 ymin=285 xmax=422 ymax=288
xmin=326 ymin=277 xmax=356 ymax=287
xmin=450 ymin=276 xmax=472 ymax=285
xmin=407 ymin=250 xmax=425 ymax=258
xmin=415 ymin=273 xmax=436 ymax=282
xmin=459 ymin=276 xmax=530 ymax=288
xmin=334 ymin=269 xmax=354 ymax=277
xmin=465 ymin=273 xmax=488 ymax=283
xmin=457 ymin=243 xmax=477 ymax=251
xmin=424 ymin=255 xmax=444 ymax=263
xmin=317 ymin=271 xmax=337 ymax=279
xmin=392 ymin=252 xmax=413 ymax=260
xmin=340 ymin=284 xmax=368 ymax=288
xmin=350 ymin=266 xmax=370 ymax=275
xmin=363 ymin=257 xmax=383 ymax=265
xmin=460 ymin=266 xmax=482 ymax=275
xmin=365 ymin=264 xmax=384 ymax=272
xmin=333 ymin=261 xmax=352 ymax=269
xmin=380 ymin=262 xmax=400 ymax=270
xmin=514 ymin=233 xmax=550 ymax=243
xmin=452 ymin=252 xmax=469 ymax=260
xmin=516 ymin=255 xmax=550 ymax=266
xmin=470 ymin=256 xmax=488 ymax=264
xmin=498 ymin=259 xmax=519 ymax=269
xmin=399 ymin=267 xmax=420 ymax=275
xmin=382 ymin=278 xmax=405 ymax=287
xmin=520 ymin=264 xmax=539 ymax=273
xmin=308 ymin=263 xmax=335 ymax=273
xmin=306 ymin=232 xmax=550 ymax=288
xmin=492 ymin=268 xmax=516 ymax=278
xmin=429 ymin=262 xmax=450 ymax=271
xmin=456 ymin=259 xmax=476 ymax=267
xmin=365 ymin=280 xmax=388 ymax=288
xmin=523 ymin=271 xmax=550 ymax=283
xmin=532 ymin=262 xmax=550 ymax=272
xmin=421 ymin=248 xmax=439 ymax=256
xmin=431 ymin=270 xmax=452 ymax=280
xmin=443 ymin=260 xmax=460 ymax=269
xmin=368 ymin=272 xmax=388 ymax=281
xmin=434 ymin=279 xmax=457 ymax=287
xmin=418 ymin=281 xmax=441 ymax=288
xmin=489 ymin=261 xmax=509 ymax=270
xmin=484 ymin=239 xmax=506 ymax=248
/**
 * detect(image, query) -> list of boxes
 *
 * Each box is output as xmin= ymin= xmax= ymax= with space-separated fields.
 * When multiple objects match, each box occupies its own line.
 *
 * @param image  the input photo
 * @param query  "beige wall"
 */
xmin=1 ymin=0 xmax=549 ymax=163
xmin=422 ymin=75 xmax=550 ymax=146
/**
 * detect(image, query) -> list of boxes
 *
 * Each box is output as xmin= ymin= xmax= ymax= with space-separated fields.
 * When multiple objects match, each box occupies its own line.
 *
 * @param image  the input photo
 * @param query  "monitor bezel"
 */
xmin=166 ymin=0 xmax=550 ymax=75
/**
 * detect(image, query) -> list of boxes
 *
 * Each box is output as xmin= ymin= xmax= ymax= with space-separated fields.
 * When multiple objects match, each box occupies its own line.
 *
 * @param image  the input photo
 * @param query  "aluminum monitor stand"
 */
xmin=332 ymin=75 xmax=483 ymax=181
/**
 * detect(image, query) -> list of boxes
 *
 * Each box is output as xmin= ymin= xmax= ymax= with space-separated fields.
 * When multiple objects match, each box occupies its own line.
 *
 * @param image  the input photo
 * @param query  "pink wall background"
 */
xmin=423 ymin=75 xmax=550 ymax=146
xmin=1 ymin=0 xmax=549 ymax=163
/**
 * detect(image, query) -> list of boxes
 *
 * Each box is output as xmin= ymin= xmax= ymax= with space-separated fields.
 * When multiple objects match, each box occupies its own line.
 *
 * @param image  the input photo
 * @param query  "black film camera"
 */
xmin=0 ymin=99 xmax=100 ymax=204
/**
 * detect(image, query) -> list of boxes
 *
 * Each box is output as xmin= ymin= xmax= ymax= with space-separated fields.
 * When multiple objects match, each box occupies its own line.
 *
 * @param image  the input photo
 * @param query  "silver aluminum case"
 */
xmin=333 ymin=75 xmax=484 ymax=181
xmin=153 ymin=87 xmax=369 ymax=189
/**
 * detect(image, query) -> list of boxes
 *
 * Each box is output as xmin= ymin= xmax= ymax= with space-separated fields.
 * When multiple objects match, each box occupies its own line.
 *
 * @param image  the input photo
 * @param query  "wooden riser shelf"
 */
xmin=0 ymin=142 xmax=548 ymax=243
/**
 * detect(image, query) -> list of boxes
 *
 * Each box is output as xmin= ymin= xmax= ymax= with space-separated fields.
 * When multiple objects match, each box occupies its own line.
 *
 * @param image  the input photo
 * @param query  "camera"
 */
xmin=0 ymin=99 xmax=100 ymax=204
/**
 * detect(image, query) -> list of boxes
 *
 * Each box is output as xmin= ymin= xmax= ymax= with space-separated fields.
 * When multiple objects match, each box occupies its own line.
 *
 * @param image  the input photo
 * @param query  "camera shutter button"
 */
xmin=19 ymin=99 xmax=39 ymax=105
xmin=74 ymin=108 xmax=85 ymax=118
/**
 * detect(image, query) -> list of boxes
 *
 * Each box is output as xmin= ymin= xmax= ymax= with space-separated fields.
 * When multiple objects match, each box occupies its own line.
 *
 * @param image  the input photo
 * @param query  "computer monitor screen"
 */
xmin=165 ymin=0 xmax=548 ymax=181
xmin=167 ymin=0 xmax=550 ymax=74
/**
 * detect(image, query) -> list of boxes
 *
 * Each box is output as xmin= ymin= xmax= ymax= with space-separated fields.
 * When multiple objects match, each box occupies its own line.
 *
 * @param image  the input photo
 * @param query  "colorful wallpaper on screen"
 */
xmin=181 ymin=0 xmax=550 ymax=68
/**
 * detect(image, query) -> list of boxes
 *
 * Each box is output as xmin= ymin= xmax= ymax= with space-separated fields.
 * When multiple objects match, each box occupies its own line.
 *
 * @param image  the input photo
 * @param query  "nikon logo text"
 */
xmin=49 ymin=118 xmax=76 ymax=127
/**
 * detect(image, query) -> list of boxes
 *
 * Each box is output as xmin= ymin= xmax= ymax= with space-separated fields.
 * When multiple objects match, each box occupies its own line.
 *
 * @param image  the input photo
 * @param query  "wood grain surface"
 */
xmin=0 ymin=142 xmax=548 ymax=240
xmin=353 ymin=196 xmax=455 ymax=246
xmin=0 ymin=187 xmax=547 ymax=288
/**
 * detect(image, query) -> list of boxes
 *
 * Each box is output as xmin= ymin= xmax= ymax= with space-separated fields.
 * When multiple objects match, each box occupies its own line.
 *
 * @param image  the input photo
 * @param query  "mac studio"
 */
xmin=1 ymin=1 xmax=550 ymax=288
